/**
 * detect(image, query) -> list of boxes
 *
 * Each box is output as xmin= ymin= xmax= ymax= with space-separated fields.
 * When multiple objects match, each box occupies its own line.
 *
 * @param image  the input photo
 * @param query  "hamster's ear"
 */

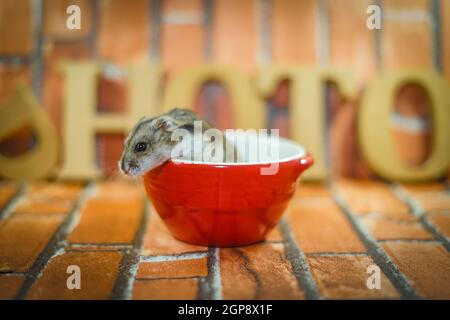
xmin=154 ymin=116 xmax=178 ymax=132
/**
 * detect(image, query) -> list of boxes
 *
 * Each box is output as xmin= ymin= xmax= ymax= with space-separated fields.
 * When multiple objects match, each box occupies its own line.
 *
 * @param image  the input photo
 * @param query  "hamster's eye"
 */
xmin=134 ymin=142 xmax=148 ymax=152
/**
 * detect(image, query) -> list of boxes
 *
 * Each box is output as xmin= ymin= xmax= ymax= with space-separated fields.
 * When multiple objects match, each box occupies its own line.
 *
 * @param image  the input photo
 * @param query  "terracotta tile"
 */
xmin=143 ymin=208 xmax=207 ymax=255
xmin=295 ymin=183 xmax=330 ymax=198
xmin=401 ymin=183 xmax=447 ymax=193
xmin=68 ymin=183 xmax=144 ymax=244
xmin=0 ymin=183 xmax=19 ymax=209
xmin=136 ymin=257 xmax=207 ymax=279
xmin=265 ymin=226 xmax=283 ymax=242
xmin=287 ymin=199 xmax=365 ymax=253
xmin=14 ymin=200 xmax=73 ymax=215
xmin=27 ymin=251 xmax=122 ymax=299
xmin=361 ymin=215 xmax=433 ymax=240
xmin=382 ymin=242 xmax=450 ymax=299
xmin=27 ymin=182 xmax=84 ymax=201
xmin=426 ymin=213 xmax=450 ymax=238
xmin=220 ymin=243 xmax=304 ymax=300
xmin=307 ymin=255 xmax=399 ymax=299
xmin=413 ymin=192 xmax=450 ymax=213
xmin=132 ymin=279 xmax=198 ymax=300
xmin=0 ymin=275 xmax=25 ymax=299
xmin=0 ymin=215 xmax=63 ymax=272
xmin=335 ymin=180 xmax=414 ymax=221
xmin=13 ymin=182 xmax=83 ymax=215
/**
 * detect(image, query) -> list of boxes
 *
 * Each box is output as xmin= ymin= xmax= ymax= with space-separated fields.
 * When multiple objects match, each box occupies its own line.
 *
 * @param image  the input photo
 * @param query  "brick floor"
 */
xmin=0 ymin=180 xmax=449 ymax=300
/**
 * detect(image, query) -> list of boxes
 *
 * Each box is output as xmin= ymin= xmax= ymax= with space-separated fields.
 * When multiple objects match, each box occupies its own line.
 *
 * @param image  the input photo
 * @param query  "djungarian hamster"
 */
xmin=119 ymin=108 xmax=238 ymax=176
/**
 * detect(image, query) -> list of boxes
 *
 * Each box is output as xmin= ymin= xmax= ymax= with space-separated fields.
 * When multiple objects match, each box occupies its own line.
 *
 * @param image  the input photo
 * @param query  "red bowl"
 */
xmin=142 ymin=134 xmax=313 ymax=247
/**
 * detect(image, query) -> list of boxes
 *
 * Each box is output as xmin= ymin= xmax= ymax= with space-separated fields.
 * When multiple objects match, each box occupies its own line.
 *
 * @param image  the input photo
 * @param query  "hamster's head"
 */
xmin=119 ymin=116 xmax=179 ymax=177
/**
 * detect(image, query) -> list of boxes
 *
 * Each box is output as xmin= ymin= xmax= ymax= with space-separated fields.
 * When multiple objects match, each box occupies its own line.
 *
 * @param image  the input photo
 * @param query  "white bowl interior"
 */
xmin=172 ymin=130 xmax=306 ymax=165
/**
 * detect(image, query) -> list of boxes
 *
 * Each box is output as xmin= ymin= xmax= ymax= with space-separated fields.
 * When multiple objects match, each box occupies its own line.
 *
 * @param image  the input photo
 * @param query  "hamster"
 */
xmin=119 ymin=108 xmax=238 ymax=176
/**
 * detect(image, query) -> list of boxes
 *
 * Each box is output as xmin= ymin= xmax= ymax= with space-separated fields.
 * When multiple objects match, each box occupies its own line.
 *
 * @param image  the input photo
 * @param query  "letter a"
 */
xmin=66 ymin=5 xmax=81 ymax=30
xmin=366 ymin=5 xmax=381 ymax=30
xmin=66 ymin=265 xmax=81 ymax=290
xmin=366 ymin=264 xmax=381 ymax=290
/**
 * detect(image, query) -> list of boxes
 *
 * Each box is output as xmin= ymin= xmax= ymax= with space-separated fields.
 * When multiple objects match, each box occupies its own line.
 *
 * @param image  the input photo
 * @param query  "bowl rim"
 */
xmin=170 ymin=135 xmax=307 ymax=166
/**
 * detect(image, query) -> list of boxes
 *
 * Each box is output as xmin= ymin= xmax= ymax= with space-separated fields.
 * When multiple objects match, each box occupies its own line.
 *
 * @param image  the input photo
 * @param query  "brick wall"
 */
xmin=0 ymin=0 xmax=449 ymax=178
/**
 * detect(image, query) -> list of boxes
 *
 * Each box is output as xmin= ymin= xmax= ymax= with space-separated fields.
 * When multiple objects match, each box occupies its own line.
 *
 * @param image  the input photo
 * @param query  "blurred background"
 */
xmin=0 ymin=0 xmax=449 ymax=180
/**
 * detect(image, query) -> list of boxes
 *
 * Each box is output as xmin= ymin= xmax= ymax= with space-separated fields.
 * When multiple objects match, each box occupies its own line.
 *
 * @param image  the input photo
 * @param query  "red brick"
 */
xmin=132 ymin=278 xmax=198 ymax=300
xmin=307 ymin=255 xmax=399 ymax=299
xmin=42 ymin=0 xmax=92 ymax=38
xmin=68 ymin=182 xmax=143 ymax=244
xmin=0 ymin=183 xmax=19 ymax=209
xmin=143 ymin=207 xmax=207 ymax=255
xmin=0 ymin=0 xmax=33 ymax=54
xmin=220 ymin=243 xmax=304 ymax=299
xmin=14 ymin=182 xmax=83 ymax=215
xmin=336 ymin=180 xmax=414 ymax=221
xmin=97 ymin=133 xmax=126 ymax=177
xmin=0 ymin=65 xmax=32 ymax=102
xmin=382 ymin=242 xmax=450 ymax=299
xmin=136 ymin=257 xmax=207 ymax=279
xmin=0 ymin=275 xmax=24 ymax=299
xmin=27 ymin=251 xmax=122 ymax=299
xmin=160 ymin=0 xmax=204 ymax=76
xmin=271 ymin=0 xmax=316 ymax=65
xmin=361 ymin=215 xmax=433 ymax=240
xmin=0 ymin=214 xmax=63 ymax=272
xmin=328 ymin=0 xmax=376 ymax=84
xmin=212 ymin=0 xmax=258 ymax=74
xmin=98 ymin=0 xmax=150 ymax=63
xmin=287 ymin=198 xmax=365 ymax=253
xmin=383 ymin=0 xmax=433 ymax=69
xmin=426 ymin=213 xmax=450 ymax=239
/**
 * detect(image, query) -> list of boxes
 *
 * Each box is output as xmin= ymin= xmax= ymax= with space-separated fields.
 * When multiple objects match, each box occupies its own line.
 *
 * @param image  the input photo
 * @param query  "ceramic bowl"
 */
xmin=142 ymin=132 xmax=313 ymax=247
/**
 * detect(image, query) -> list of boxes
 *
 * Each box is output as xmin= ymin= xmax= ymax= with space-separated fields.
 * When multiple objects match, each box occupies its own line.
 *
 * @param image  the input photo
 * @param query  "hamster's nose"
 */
xmin=129 ymin=160 xmax=138 ymax=168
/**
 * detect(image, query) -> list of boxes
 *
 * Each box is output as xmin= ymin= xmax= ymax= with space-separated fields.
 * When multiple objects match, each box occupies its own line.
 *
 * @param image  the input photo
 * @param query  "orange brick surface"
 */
xmin=132 ymin=278 xmax=198 ymax=300
xmin=27 ymin=251 xmax=122 ymax=299
xmin=360 ymin=215 xmax=433 ymax=241
xmin=382 ymin=242 xmax=450 ymax=299
xmin=336 ymin=180 xmax=414 ymax=221
xmin=427 ymin=213 xmax=450 ymax=239
xmin=136 ymin=257 xmax=208 ymax=279
xmin=220 ymin=243 xmax=304 ymax=300
xmin=68 ymin=182 xmax=144 ymax=244
xmin=0 ymin=275 xmax=25 ymax=300
xmin=14 ymin=182 xmax=83 ymax=215
xmin=143 ymin=207 xmax=207 ymax=256
xmin=307 ymin=255 xmax=399 ymax=299
xmin=0 ymin=183 xmax=19 ymax=209
xmin=287 ymin=198 xmax=365 ymax=253
xmin=0 ymin=214 xmax=63 ymax=272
